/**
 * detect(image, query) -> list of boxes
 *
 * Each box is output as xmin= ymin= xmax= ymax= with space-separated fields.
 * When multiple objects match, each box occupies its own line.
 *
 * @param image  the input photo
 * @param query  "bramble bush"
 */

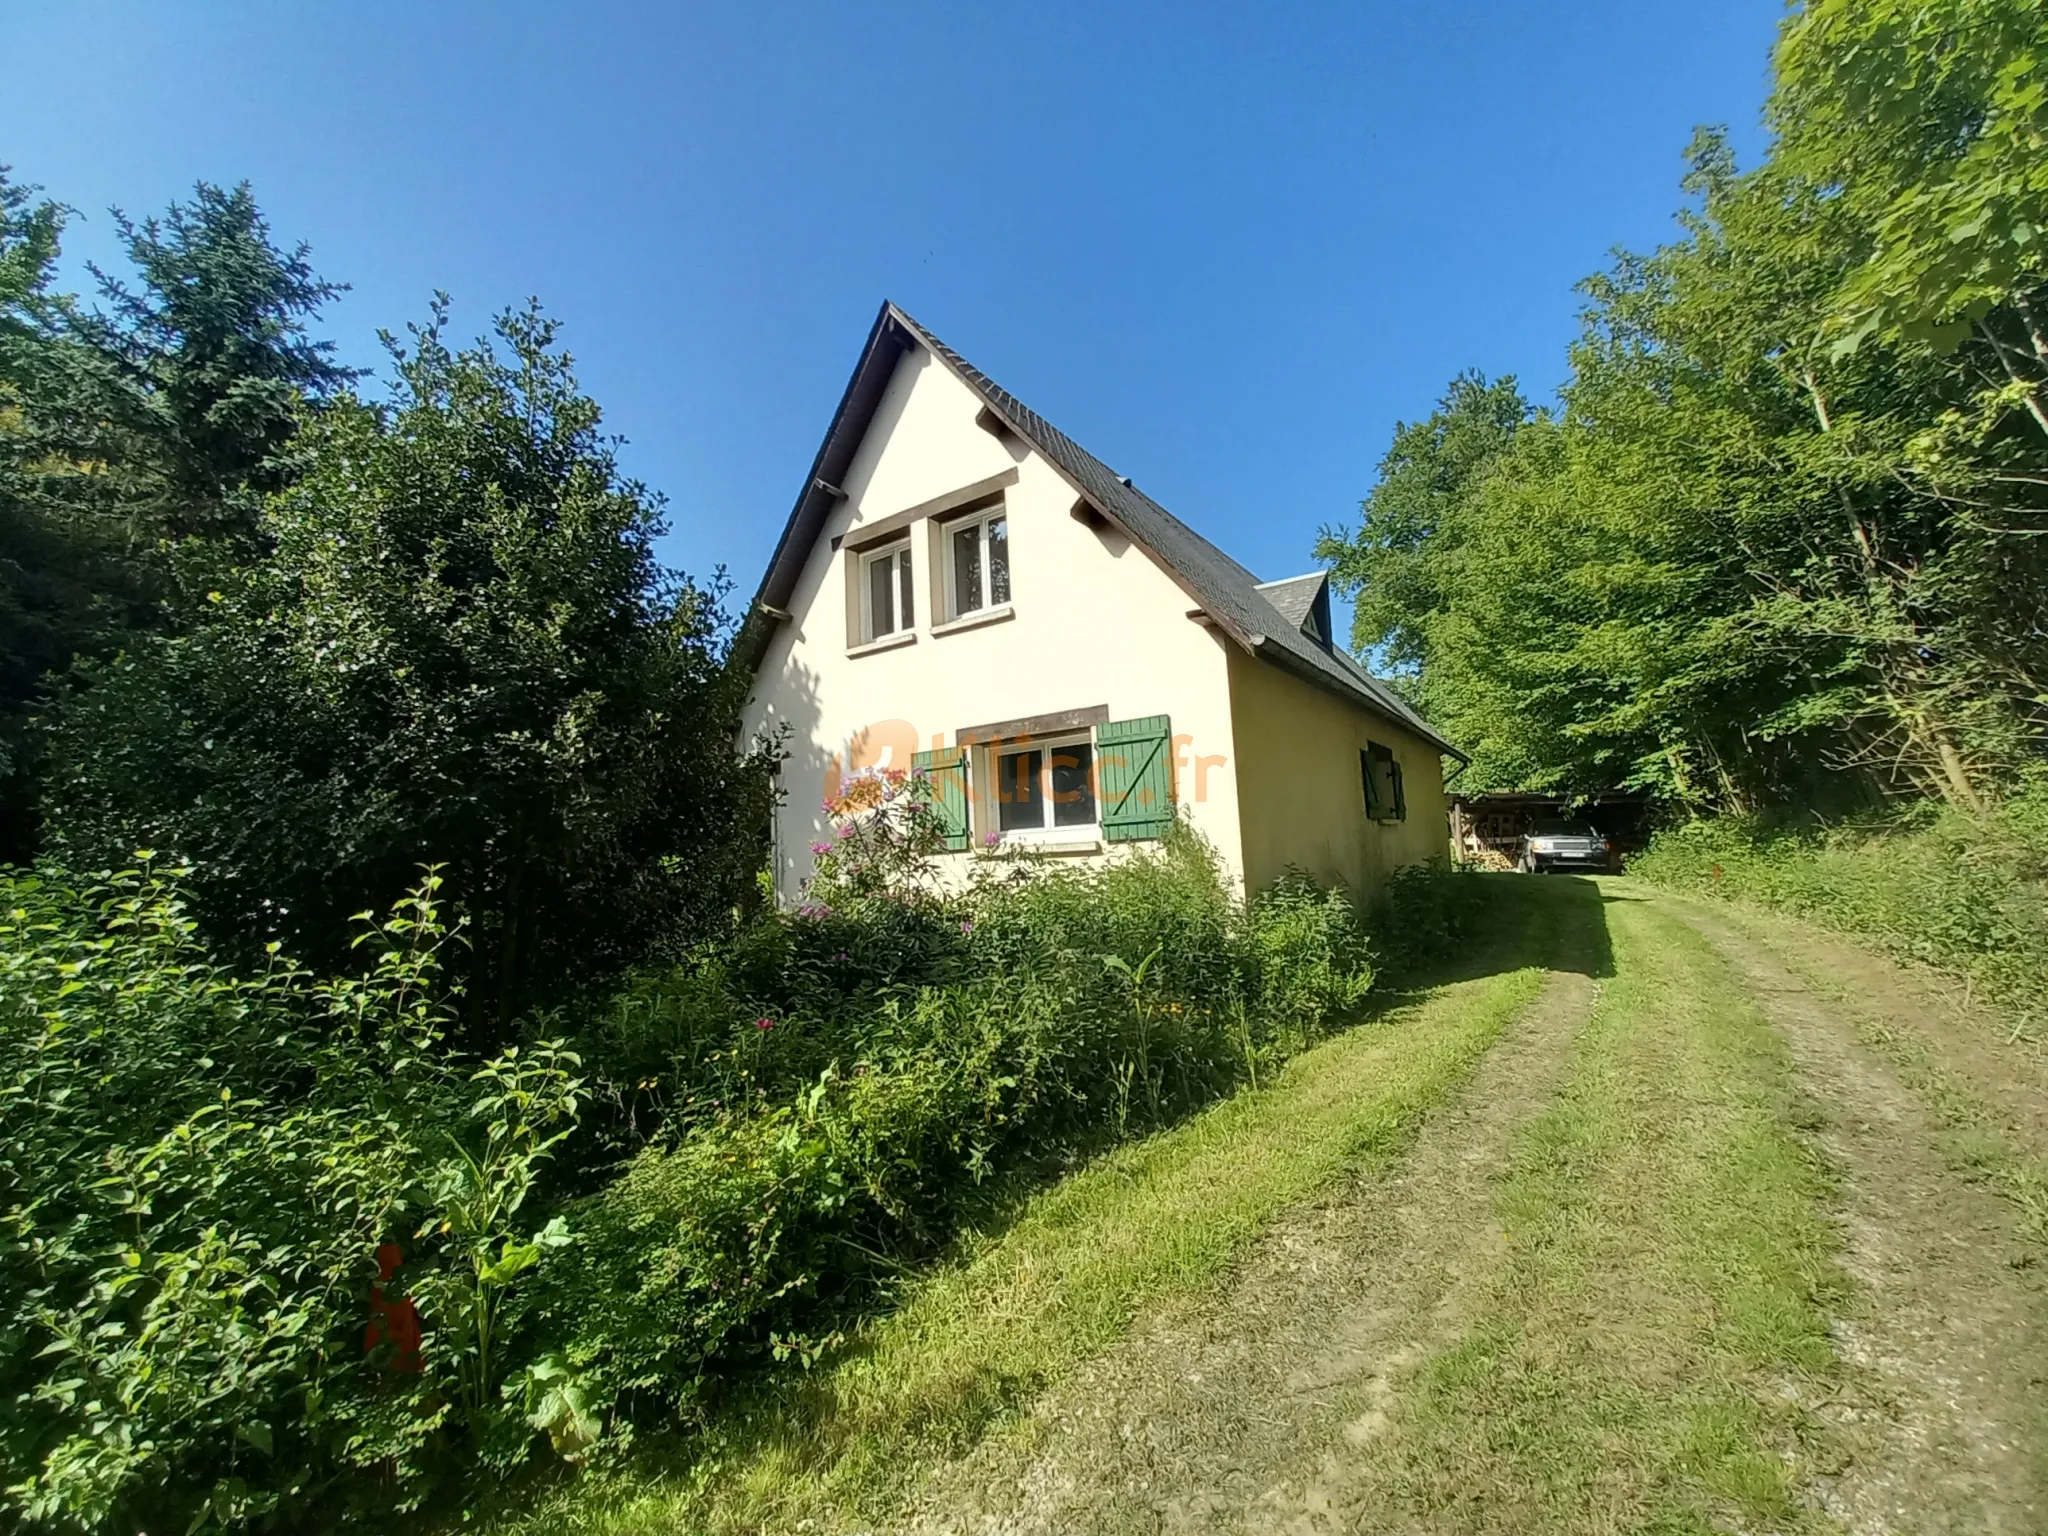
xmin=1631 ymin=779 xmax=2048 ymax=1043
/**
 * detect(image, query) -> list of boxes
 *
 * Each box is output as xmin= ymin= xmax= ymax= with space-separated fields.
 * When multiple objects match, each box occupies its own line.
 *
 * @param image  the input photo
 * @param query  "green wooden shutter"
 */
xmin=1096 ymin=715 xmax=1174 ymax=842
xmin=1390 ymin=758 xmax=1407 ymax=821
xmin=911 ymin=748 xmax=971 ymax=851
xmin=1359 ymin=748 xmax=1381 ymax=819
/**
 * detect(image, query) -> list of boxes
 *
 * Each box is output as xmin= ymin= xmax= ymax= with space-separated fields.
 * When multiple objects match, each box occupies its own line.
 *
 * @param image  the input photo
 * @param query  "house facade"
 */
xmin=738 ymin=304 xmax=1461 ymax=904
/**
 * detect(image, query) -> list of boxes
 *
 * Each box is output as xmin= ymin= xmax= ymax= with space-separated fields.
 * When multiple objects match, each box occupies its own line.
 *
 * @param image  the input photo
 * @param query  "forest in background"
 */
xmin=1320 ymin=0 xmax=2047 ymax=815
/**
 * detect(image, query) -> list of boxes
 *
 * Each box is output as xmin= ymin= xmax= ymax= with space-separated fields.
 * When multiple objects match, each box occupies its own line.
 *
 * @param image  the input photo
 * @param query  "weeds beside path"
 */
xmin=500 ymin=877 xmax=2048 ymax=1534
xmin=496 ymin=879 xmax=1572 ymax=1535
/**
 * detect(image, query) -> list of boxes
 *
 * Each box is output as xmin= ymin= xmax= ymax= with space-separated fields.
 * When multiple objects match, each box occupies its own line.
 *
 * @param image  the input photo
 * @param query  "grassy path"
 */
xmin=504 ymin=877 xmax=2048 ymax=1534
xmin=504 ymin=881 xmax=1571 ymax=1535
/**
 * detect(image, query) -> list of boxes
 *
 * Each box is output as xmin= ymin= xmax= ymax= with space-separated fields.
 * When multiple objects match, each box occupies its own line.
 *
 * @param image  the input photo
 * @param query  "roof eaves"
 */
xmin=735 ymin=303 xmax=916 ymax=673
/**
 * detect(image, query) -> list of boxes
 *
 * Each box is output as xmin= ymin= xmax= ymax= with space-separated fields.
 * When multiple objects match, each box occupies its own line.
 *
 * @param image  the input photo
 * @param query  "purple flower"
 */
xmin=983 ymin=832 xmax=1001 ymax=848
xmin=755 ymin=1016 xmax=776 ymax=1031
xmin=835 ymin=824 xmax=854 ymax=840
xmin=832 ymin=950 xmax=851 ymax=962
xmin=809 ymin=841 xmax=833 ymax=857
xmin=960 ymin=919 xmax=974 ymax=934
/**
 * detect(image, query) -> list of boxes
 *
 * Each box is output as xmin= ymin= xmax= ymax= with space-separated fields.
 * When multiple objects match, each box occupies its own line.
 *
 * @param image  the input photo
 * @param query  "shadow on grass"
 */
xmin=1373 ymin=872 xmax=1615 ymax=1005
xmin=463 ymin=871 xmax=1616 ymax=1534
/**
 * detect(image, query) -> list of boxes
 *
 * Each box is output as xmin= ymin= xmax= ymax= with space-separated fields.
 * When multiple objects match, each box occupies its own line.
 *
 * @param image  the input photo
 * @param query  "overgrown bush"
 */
xmin=0 ymin=825 xmax=1484 ymax=1529
xmin=528 ymin=823 xmax=1456 ymax=1441
xmin=1632 ymin=781 xmax=2048 ymax=1042
xmin=0 ymin=862 xmax=580 ymax=1532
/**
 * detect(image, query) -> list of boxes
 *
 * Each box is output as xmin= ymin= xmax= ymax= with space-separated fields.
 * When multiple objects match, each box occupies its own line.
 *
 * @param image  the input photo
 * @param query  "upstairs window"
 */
xmin=948 ymin=509 xmax=1010 ymax=620
xmin=861 ymin=541 xmax=913 ymax=642
xmin=995 ymin=738 xmax=1095 ymax=835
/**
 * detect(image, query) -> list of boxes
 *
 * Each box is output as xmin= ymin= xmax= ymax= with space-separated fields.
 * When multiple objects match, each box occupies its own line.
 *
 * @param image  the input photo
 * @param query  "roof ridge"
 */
xmin=748 ymin=300 xmax=1461 ymax=759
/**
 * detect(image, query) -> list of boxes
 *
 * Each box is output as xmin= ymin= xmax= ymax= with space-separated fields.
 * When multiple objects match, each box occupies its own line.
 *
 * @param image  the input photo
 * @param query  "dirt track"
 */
xmin=892 ymin=880 xmax=2048 ymax=1535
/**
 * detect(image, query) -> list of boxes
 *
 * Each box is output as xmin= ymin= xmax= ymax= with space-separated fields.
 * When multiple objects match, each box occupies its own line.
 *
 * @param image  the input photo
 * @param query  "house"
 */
xmin=737 ymin=303 xmax=1464 ymax=904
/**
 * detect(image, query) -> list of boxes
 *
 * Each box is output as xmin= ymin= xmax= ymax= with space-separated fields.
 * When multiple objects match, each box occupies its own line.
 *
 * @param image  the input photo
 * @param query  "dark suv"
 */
xmin=1516 ymin=820 xmax=1612 ymax=874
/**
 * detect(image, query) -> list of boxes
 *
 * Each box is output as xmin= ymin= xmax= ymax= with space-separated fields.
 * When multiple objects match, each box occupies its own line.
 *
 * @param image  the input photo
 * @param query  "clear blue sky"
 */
xmin=2 ymin=1 xmax=1782 ymax=632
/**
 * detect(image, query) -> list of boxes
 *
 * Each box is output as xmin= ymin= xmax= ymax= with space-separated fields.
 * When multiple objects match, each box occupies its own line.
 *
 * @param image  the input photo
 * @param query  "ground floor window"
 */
xmin=995 ymin=738 xmax=1096 ymax=833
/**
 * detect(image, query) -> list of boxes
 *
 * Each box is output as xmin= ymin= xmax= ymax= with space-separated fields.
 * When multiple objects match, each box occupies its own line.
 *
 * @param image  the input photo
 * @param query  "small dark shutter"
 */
xmin=1096 ymin=715 xmax=1174 ymax=842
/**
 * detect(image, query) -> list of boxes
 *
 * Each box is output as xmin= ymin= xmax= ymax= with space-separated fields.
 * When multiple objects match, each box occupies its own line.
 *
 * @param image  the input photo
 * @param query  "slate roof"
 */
xmin=1255 ymin=572 xmax=1330 ymax=637
xmin=744 ymin=302 xmax=1462 ymax=759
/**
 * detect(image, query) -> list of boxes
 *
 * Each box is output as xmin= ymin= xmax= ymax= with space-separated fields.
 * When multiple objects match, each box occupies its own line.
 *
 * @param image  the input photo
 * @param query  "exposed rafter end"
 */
xmin=1186 ymin=608 xmax=1216 ymax=626
xmin=1071 ymin=497 xmax=1109 ymax=529
xmin=813 ymin=477 xmax=847 ymax=500
xmin=974 ymin=405 xmax=1017 ymax=445
xmin=758 ymin=603 xmax=792 ymax=623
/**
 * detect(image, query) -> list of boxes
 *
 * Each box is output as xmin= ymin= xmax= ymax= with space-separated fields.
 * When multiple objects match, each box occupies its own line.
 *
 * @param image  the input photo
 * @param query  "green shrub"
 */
xmin=1365 ymin=859 xmax=1493 ymax=978
xmin=0 ymin=862 xmax=580 ymax=1531
xmin=1245 ymin=872 xmax=1378 ymax=1028
xmin=533 ymin=826 xmax=1403 ymax=1439
xmin=1631 ymin=783 xmax=2048 ymax=1041
xmin=1 ymin=830 xmax=1478 ymax=1527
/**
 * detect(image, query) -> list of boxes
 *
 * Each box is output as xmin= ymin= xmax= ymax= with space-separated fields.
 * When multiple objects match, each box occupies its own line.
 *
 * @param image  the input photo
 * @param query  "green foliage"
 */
xmin=0 ymin=170 xmax=352 ymax=860
xmin=0 ymin=827 xmax=1484 ymax=1530
xmin=1314 ymin=372 xmax=1532 ymax=684
xmin=1318 ymin=0 xmax=2048 ymax=810
xmin=70 ymin=181 xmax=358 ymax=547
xmin=0 ymin=863 xmax=582 ymax=1531
xmin=44 ymin=303 xmax=777 ymax=1018
xmin=1243 ymin=872 xmax=1378 ymax=1028
xmin=1774 ymin=0 xmax=2048 ymax=360
xmin=1631 ymin=780 xmax=2048 ymax=1041
xmin=524 ymin=828 xmax=1418 ymax=1445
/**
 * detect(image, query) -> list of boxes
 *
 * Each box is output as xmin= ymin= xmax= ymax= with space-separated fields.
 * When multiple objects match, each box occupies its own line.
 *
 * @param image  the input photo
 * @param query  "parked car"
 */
xmin=1516 ymin=820 xmax=1613 ymax=874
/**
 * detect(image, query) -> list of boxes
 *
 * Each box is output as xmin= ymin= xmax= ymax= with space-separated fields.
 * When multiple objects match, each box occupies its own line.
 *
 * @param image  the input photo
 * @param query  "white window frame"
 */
xmin=944 ymin=508 xmax=1010 ymax=622
xmin=859 ymin=539 xmax=914 ymax=643
xmin=987 ymin=732 xmax=1098 ymax=841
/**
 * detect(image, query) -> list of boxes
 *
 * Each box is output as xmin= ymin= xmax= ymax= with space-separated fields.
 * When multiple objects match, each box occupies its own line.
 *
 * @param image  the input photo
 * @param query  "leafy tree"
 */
xmin=1314 ymin=372 xmax=1530 ymax=681
xmin=45 ymin=301 xmax=779 ymax=1022
xmin=1319 ymin=1 xmax=2048 ymax=811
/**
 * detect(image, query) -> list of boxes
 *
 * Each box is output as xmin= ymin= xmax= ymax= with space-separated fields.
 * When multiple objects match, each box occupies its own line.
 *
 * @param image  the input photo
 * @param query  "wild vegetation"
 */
xmin=1320 ymin=0 xmax=2047 ymax=814
xmin=1632 ymin=782 xmax=2048 ymax=1043
xmin=3 ymin=657 xmax=1456 ymax=1530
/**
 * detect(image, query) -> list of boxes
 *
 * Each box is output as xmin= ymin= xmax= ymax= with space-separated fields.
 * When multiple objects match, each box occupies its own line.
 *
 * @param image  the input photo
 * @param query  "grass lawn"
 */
xmin=487 ymin=885 xmax=1567 ymax=1534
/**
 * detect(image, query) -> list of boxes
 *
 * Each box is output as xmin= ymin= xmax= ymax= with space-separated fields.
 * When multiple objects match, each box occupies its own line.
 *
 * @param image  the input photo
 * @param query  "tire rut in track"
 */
xmin=893 ymin=960 xmax=1601 ymax=1535
xmin=1666 ymin=893 xmax=2048 ymax=1536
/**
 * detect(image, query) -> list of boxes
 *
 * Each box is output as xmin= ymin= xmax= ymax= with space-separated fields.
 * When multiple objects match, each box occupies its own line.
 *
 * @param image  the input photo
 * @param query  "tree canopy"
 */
xmin=46 ymin=301 xmax=776 ymax=1020
xmin=1319 ymin=0 xmax=2048 ymax=812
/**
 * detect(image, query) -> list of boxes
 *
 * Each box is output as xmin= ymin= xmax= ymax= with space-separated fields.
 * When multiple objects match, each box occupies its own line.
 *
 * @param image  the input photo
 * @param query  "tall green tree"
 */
xmin=1319 ymin=0 xmax=2047 ymax=811
xmin=46 ymin=302 xmax=778 ymax=1022
xmin=73 ymin=180 xmax=356 ymax=547
xmin=1314 ymin=372 xmax=1530 ymax=681
xmin=0 ymin=173 xmax=352 ymax=858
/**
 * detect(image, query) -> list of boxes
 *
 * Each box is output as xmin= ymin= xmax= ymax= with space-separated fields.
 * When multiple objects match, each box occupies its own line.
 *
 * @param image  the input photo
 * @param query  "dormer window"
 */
xmin=948 ymin=509 xmax=1010 ymax=619
xmin=861 ymin=540 xmax=913 ymax=642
